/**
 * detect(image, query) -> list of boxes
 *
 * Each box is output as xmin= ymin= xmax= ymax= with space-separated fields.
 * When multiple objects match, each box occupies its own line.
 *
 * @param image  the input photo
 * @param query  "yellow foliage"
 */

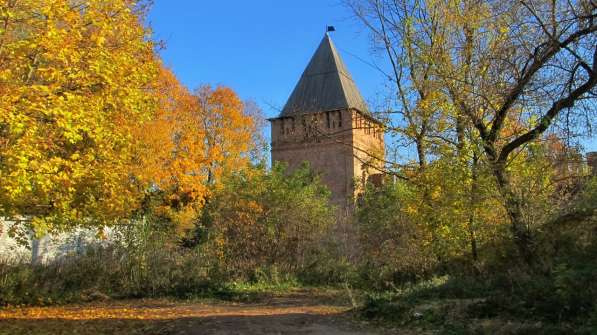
xmin=0 ymin=1 xmax=258 ymax=237
xmin=0 ymin=0 xmax=159 ymax=232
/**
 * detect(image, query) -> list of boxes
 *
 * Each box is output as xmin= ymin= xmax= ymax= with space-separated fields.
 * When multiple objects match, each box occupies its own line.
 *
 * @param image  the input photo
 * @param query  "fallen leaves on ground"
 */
xmin=0 ymin=298 xmax=349 ymax=335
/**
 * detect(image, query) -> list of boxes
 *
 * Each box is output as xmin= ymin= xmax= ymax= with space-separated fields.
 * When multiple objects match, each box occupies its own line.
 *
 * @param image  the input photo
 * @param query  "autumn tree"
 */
xmin=345 ymin=0 xmax=450 ymax=171
xmin=346 ymin=0 xmax=481 ymax=260
xmin=348 ymin=0 xmax=596 ymax=262
xmin=432 ymin=0 xmax=597 ymax=261
xmin=135 ymin=68 xmax=258 ymax=234
xmin=0 ymin=0 xmax=159 ymax=237
xmin=194 ymin=85 xmax=256 ymax=186
xmin=243 ymin=99 xmax=268 ymax=163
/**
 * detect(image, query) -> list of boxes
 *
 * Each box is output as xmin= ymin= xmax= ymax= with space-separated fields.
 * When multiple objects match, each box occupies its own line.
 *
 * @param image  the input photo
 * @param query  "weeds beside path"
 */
xmin=0 ymin=289 xmax=389 ymax=335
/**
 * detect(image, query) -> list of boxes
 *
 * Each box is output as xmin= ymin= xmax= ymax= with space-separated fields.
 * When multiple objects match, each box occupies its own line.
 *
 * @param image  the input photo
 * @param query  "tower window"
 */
xmin=326 ymin=112 xmax=331 ymax=128
xmin=338 ymin=111 xmax=342 ymax=128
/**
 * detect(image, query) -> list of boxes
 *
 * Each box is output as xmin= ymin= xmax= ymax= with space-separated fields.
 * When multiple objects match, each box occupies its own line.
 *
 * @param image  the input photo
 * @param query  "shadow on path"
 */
xmin=0 ymin=290 xmax=388 ymax=335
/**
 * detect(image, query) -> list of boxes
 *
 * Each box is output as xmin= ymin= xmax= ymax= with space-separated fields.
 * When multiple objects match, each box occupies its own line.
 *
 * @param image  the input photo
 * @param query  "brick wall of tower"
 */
xmin=271 ymin=109 xmax=354 ymax=206
xmin=270 ymin=109 xmax=385 ymax=207
xmin=350 ymin=110 xmax=385 ymax=197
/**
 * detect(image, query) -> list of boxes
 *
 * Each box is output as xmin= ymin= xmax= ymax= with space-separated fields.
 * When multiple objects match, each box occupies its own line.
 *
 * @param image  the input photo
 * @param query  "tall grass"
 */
xmin=0 ymin=242 xmax=216 ymax=306
xmin=0 ymin=215 xmax=351 ymax=306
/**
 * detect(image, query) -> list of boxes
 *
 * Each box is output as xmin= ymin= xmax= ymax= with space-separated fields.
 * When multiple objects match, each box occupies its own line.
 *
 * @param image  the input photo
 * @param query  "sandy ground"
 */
xmin=0 ymin=290 xmax=391 ymax=335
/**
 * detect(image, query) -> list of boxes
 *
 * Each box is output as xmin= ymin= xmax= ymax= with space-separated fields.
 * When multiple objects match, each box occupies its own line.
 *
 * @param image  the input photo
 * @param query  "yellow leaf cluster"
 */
xmin=0 ymin=0 xmax=159 ymax=232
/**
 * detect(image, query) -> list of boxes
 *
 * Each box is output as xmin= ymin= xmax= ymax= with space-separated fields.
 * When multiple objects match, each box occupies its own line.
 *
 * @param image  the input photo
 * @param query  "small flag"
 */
xmin=327 ymin=26 xmax=336 ymax=32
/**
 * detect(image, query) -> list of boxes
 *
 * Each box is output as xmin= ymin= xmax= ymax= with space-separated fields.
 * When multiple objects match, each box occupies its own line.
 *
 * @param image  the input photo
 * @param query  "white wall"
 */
xmin=0 ymin=220 xmax=105 ymax=264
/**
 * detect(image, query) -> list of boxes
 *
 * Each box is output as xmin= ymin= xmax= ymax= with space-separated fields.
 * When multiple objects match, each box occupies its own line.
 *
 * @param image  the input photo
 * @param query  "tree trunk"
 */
xmin=468 ymin=153 xmax=479 ymax=262
xmin=493 ymin=163 xmax=534 ymax=264
xmin=416 ymin=137 xmax=427 ymax=171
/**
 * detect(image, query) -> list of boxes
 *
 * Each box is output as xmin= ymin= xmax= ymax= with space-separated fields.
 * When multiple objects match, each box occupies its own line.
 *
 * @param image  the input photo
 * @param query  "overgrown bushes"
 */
xmin=197 ymin=163 xmax=336 ymax=281
xmin=0 ymin=163 xmax=341 ymax=306
xmin=356 ymin=177 xmax=597 ymax=333
xmin=0 ymin=229 xmax=213 ymax=306
xmin=2 ymin=165 xmax=597 ymax=335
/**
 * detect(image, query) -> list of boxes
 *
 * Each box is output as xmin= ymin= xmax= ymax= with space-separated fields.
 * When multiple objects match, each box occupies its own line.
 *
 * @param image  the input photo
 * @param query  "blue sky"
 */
xmin=148 ymin=0 xmax=596 ymax=154
xmin=148 ymin=1 xmax=385 ymax=115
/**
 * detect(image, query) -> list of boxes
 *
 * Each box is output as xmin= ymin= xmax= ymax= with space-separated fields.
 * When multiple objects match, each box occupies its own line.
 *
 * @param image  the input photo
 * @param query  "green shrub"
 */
xmin=0 ymin=164 xmax=341 ymax=306
xmin=196 ymin=163 xmax=337 ymax=282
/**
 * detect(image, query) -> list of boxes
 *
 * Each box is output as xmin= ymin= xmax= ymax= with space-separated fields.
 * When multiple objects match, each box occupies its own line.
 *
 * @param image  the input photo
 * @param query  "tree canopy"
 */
xmin=0 ymin=0 xmax=259 ymax=239
xmin=0 ymin=0 xmax=159 ymax=236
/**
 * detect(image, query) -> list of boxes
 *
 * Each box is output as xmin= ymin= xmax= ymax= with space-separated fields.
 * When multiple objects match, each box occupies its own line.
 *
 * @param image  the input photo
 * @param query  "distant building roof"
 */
xmin=279 ymin=34 xmax=369 ymax=117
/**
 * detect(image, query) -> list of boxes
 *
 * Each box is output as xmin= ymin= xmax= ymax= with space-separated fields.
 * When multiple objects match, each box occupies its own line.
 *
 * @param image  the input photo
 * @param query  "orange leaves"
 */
xmin=0 ymin=1 xmax=258 ymax=239
xmin=134 ymin=67 xmax=197 ymax=192
xmin=195 ymin=85 xmax=255 ymax=184
xmin=134 ymin=67 xmax=257 ymax=232
xmin=0 ymin=299 xmax=345 ymax=321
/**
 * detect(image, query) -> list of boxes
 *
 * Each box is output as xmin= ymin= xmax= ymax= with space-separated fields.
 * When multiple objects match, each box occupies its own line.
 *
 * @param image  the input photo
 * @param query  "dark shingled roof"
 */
xmin=280 ymin=34 xmax=369 ymax=117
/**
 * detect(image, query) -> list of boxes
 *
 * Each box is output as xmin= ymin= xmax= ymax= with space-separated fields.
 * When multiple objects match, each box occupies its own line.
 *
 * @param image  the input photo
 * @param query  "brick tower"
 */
xmin=269 ymin=33 xmax=385 ymax=206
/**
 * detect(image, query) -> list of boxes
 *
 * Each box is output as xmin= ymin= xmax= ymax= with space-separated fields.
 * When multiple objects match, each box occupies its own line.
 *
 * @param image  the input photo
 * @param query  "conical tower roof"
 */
xmin=280 ymin=34 xmax=369 ymax=117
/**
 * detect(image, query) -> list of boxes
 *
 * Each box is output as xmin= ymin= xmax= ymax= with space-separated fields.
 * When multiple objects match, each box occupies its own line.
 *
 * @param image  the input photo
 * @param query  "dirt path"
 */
xmin=176 ymin=291 xmax=384 ymax=335
xmin=0 ymin=290 xmax=390 ymax=335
